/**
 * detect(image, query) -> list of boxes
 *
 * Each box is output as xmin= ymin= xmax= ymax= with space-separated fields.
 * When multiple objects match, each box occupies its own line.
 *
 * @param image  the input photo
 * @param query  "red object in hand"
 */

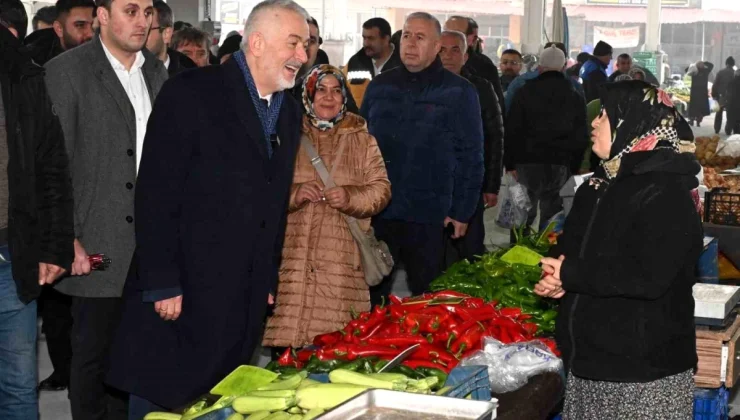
xmin=88 ymin=254 xmax=111 ymax=271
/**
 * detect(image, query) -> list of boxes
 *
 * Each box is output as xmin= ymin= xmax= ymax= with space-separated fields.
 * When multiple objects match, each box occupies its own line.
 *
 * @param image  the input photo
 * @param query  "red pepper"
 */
xmin=356 ymin=320 xmax=386 ymax=341
xmin=367 ymin=335 xmax=429 ymax=347
xmin=402 ymin=359 xmax=452 ymax=373
xmin=296 ymin=348 xmax=315 ymax=363
xmin=388 ymin=295 xmax=403 ymax=305
xmin=402 ymin=293 xmax=435 ymax=303
xmin=456 ymin=306 xmax=497 ymax=321
xmin=430 ymin=330 xmax=452 ymax=346
xmin=521 ymin=323 xmax=538 ymax=337
xmin=538 ymin=338 xmax=561 ymax=357
xmin=410 ymin=343 xmax=458 ymax=365
xmin=498 ymin=327 xmax=514 ymax=344
xmin=277 ymin=348 xmax=300 ymax=367
xmin=499 ymin=307 xmax=523 ymax=319
xmin=377 ymin=321 xmax=402 ymax=336
xmin=313 ymin=331 xmax=343 ymax=347
xmin=450 ymin=324 xmax=485 ymax=355
xmin=400 ymin=301 xmax=431 ymax=312
xmin=461 ymin=297 xmax=485 ymax=308
xmin=344 ymin=344 xmax=401 ymax=361
xmin=428 ymin=290 xmax=471 ymax=299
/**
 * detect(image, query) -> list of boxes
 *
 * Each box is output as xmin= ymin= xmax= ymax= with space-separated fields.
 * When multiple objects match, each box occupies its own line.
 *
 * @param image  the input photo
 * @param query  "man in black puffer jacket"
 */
xmin=504 ymin=46 xmax=587 ymax=230
xmin=439 ymin=30 xmax=503 ymax=262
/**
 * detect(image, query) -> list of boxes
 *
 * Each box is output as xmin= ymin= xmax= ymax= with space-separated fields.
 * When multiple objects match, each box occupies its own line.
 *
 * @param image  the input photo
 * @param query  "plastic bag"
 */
xmin=496 ymin=173 xmax=532 ymax=229
xmin=716 ymin=135 xmax=740 ymax=158
xmin=460 ymin=337 xmax=563 ymax=393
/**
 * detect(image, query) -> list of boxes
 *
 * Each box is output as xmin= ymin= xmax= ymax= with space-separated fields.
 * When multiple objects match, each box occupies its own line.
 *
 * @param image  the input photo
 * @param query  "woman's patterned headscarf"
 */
xmin=301 ymin=64 xmax=348 ymax=131
xmin=597 ymin=80 xmax=695 ymax=179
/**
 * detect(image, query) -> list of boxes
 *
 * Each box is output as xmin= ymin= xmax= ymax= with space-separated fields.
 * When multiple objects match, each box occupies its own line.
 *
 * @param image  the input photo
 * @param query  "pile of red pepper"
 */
xmin=277 ymin=290 xmax=560 ymax=374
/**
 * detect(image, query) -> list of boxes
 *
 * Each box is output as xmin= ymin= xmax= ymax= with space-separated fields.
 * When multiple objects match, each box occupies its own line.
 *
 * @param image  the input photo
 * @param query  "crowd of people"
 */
xmin=0 ymin=0 xmax=705 ymax=418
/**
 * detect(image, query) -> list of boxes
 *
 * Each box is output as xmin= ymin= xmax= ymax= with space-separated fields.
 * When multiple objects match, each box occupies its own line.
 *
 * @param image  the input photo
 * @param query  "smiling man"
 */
xmin=361 ymin=12 xmax=483 ymax=307
xmin=43 ymin=0 xmax=168 ymax=416
xmin=105 ymin=0 xmax=310 ymax=415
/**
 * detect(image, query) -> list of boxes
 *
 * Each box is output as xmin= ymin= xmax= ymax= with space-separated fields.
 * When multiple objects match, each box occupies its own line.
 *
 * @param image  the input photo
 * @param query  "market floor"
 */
xmin=36 ymin=117 xmax=737 ymax=419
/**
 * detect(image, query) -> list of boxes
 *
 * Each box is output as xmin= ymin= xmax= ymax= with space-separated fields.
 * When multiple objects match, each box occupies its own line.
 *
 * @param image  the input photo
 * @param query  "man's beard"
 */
xmin=62 ymin=32 xmax=85 ymax=50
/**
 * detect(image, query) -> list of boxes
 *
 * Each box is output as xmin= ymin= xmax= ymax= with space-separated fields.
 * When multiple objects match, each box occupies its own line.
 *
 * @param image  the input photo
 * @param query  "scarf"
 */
xmin=301 ymin=64 xmax=348 ymax=131
xmin=233 ymin=50 xmax=284 ymax=158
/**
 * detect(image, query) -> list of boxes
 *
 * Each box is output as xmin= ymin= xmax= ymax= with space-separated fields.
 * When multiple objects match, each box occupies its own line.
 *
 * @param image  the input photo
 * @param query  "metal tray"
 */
xmin=318 ymin=389 xmax=497 ymax=420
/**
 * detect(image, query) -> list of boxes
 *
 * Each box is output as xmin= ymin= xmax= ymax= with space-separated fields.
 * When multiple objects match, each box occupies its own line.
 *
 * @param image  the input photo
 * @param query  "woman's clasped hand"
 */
xmin=535 ymin=256 xmax=566 ymax=299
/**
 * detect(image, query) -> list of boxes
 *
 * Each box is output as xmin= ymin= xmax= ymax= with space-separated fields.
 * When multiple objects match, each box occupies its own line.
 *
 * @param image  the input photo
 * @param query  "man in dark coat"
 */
xmin=147 ymin=0 xmax=197 ymax=77
xmin=712 ymin=56 xmax=735 ymax=134
xmin=361 ymin=13 xmax=483 ymax=306
xmin=505 ymin=46 xmax=587 ymax=231
xmin=106 ymin=0 xmax=310 ymax=415
xmin=0 ymin=3 xmax=74 ymax=417
xmin=581 ymin=40 xmax=612 ymax=103
xmin=444 ymin=16 xmax=506 ymax=114
xmin=439 ymin=30 xmax=503 ymax=263
xmin=24 ymin=0 xmax=94 ymax=66
xmin=687 ymin=60 xmax=714 ymax=127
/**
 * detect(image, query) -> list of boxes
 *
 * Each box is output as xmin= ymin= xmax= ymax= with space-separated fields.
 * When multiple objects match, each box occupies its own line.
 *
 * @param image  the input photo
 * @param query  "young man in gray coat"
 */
xmin=44 ymin=0 xmax=167 ymax=417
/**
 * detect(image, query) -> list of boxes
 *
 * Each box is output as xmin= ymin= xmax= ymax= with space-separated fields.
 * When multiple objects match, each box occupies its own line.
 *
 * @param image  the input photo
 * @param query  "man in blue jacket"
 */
xmin=581 ymin=40 xmax=612 ymax=102
xmin=361 ymin=12 xmax=484 ymax=306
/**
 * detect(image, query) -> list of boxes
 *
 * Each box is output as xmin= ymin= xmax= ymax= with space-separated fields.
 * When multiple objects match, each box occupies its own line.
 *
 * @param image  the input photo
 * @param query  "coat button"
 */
xmin=126 ymin=182 xmax=133 ymax=190
xmin=127 ymin=149 xmax=134 ymax=157
xmin=126 ymin=216 xmax=133 ymax=223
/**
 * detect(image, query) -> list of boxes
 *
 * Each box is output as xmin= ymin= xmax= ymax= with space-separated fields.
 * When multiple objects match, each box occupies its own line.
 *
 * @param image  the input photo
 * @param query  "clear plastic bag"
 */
xmin=716 ymin=135 xmax=740 ymax=158
xmin=495 ymin=173 xmax=532 ymax=229
xmin=460 ymin=337 xmax=563 ymax=393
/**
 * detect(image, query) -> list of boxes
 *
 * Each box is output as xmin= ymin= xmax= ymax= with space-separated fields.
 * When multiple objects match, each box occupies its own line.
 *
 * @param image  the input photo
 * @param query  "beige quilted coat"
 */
xmin=262 ymin=113 xmax=391 ymax=348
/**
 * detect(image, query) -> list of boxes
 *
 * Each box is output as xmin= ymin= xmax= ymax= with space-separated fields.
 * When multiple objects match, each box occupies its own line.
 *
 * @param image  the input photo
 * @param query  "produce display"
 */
xmin=696 ymin=136 xmax=740 ymax=171
xmin=429 ymin=226 xmax=559 ymax=334
xmin=145 ymin=367 xmax=445 ymax=420
xmin=665 ymin=86 xmax=690 ymax=104
xmin=267 ymin=290 xmax=559 ymax=382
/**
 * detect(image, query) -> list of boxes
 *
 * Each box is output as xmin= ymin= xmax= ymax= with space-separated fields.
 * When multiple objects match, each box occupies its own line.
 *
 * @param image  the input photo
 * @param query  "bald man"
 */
xmin=106 ymin=0 xmax=310 ymax=415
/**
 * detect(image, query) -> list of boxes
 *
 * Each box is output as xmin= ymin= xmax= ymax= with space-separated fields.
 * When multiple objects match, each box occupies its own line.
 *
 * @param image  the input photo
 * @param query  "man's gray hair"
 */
xmin=441 ymin=30 xmax=467 ymax=51
xmin=242 ymin=0 xmax=310 ymax=50
xmin=406 ymin=12 xmax=441 ymax=37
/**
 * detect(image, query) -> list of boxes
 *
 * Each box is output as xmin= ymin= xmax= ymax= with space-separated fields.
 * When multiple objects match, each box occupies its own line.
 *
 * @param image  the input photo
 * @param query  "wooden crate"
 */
xmin=695 ymin=316 xmax=740 ymax=388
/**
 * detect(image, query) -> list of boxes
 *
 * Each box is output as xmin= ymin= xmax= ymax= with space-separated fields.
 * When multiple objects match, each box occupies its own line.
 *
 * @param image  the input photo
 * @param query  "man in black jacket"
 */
xmin=444 ymin=16 xmax=505 ymax=114
xmin=0 ymin=1 xmax=74 ymax=417
xmin=147 ymin=0 xmax=196 ymax=76
xmin=713 ymin=56 xmax=736 ymax=135
xmin=24 ymin=0 xmax=94 ymax=66
xmin=439 ymin=30 xmax=503 ymax=261
xmin=504 ymin=46 xmax=587 ymax=231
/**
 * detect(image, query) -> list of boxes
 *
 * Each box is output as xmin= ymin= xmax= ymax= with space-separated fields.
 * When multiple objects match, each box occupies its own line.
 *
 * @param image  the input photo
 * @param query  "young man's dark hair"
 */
xmin=0 ymin=0 xmax=29 ymax=40
xmin=362 ymin=17 xmax=391 ymax=39
xmin=618 ymin=53 xmax=631 ymax=61
xmin=171 ymin=26 xmax=210 ymax=50
xmin=502 ymin=49 xmax=522 ymax=59
xmin=57 ymin=0 xmax=95 ymax=16
xmin=152 ymin=0 xmax=173 ymax=29
xmin=32 ymin=5 xmax=57 ymax=30
xmin=727 ymin=56 xmax=736 ymax=68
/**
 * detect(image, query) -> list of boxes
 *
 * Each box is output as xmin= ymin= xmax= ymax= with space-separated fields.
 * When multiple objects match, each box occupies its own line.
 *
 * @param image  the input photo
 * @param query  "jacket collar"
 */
xmin=401 ymin=55 xmax=443 ymax=82
xmin=0 ymin=27 xmax=42 ymax=79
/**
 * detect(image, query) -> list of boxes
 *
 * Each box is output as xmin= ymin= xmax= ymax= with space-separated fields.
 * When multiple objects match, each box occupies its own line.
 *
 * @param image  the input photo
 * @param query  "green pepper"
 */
xmin=393 ymin=365 xmax=424 ymax=379
xmin=306 ymin=356 xmax=344 ymax=373
xmin=264 ymin=361 xmax=279 ymax=372
xmin=373 ymin=360 xmax=390 ymax=373
xmin=416 ymin=367 xmax=448 ymax=389
xmin=541 ymin=309 xmax=558 ymax=322
xmin=359 ymin=357 xmax=378 ymax=374
xmin=275 ymin=366 xmax=300 ymax=376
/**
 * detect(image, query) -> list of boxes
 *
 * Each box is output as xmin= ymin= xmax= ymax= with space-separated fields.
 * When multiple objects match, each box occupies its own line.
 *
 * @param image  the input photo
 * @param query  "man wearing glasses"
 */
xmin=499 ymin=49 xmax=523 ymax=93
xmin=146 ymin=0 xmax=196 ymax=76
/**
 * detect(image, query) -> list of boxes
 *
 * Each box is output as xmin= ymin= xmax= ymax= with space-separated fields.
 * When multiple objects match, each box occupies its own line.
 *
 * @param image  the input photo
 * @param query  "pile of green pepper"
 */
xmin=429 ymin=224 xmax=559 ymax=334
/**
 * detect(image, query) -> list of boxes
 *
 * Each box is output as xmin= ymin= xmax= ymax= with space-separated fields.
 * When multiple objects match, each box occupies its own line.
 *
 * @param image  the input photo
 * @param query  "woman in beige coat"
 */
xmin=263 ymin=65 xmax=391 ymax=348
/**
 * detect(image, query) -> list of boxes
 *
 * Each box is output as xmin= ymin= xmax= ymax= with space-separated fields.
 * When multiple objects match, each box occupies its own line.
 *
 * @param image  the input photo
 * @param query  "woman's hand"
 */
xmin=295 ymin=181 xmax=323 ymax=205
xmin=324 ymin=186 xmax=349 ymax=210
xmin=535 ymin=256 xmax=566 ymax=299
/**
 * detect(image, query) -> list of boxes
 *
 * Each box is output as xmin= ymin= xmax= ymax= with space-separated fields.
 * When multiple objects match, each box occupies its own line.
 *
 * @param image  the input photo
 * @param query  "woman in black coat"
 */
xmin=687 ymin=60 xmax=714 ymax=126
xmin=535 ymin=81 xmax=703 ymax=419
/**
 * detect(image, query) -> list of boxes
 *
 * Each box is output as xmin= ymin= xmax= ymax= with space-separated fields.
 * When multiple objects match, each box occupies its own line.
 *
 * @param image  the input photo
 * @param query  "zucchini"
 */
xmin=246 ymin=390 xmax=297 ymax=398
xmin=300 ymin=408 xmax=324 ymax=420
xmin=286 ymin=406 xmax=303 ymax=414
xmin=263 ymin=412 xmax=290 ymax=420
xmin=257 ymin=374 xmax=303 ymax=391
xmin=367 ymin=373 xmax=409 ymax=383
xmin=329 ymin=369 xmax=406 ymax=391
xmin=245 ymin=412 xmax=271 ymax=420
xmin=296 ymin=383 xmax=369 ymax=410
xmin=232 ymin=396 xmax=296 ymax=414
xmin=288 ymin=415 xmax=303 ymax=420
xmin=297 ymin=378 xmax=320 ymax=389
xmin=226 ymin=414 xmax=245 ymax=420
xmin=144 ymin=413 xmax=181 ymax=420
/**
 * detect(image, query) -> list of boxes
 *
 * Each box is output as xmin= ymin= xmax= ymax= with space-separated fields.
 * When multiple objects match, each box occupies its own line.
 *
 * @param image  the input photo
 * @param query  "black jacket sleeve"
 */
xmin=478 ymin=80 xmax=504 ymax=194
xmin=503 ymin=88 xmax=526 ymax=171
xmin=33 ymin=75 xmax=75 ymax=269
xmin=584 ymin=70 xmax=607 ymax=103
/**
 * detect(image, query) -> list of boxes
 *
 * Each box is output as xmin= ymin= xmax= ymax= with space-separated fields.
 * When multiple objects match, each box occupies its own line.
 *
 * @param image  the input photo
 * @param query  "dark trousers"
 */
xmin=39 ymin=287 xmax=72 ymax=384
xmin=128 ymin=394 xmax=165 ymax=420
xmin=517 ymin=164 xmax=570 ymax=232
xmin=715 ymin=106 xmax=732 ymax=135
xmin=445 ymin=197 xmax=486 ymax=268
xmin=370 ymin=220 xmax=445 ymax=307
xmin=70 ymin=296 xmax=128 ymax=420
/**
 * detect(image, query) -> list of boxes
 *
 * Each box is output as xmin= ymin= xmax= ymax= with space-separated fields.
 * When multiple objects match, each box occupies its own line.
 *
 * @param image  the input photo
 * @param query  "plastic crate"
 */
xmin=694 ymin=386 xmax=729 ymax=420
xmin=705 ymin=189 xmax=740 ymax=226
